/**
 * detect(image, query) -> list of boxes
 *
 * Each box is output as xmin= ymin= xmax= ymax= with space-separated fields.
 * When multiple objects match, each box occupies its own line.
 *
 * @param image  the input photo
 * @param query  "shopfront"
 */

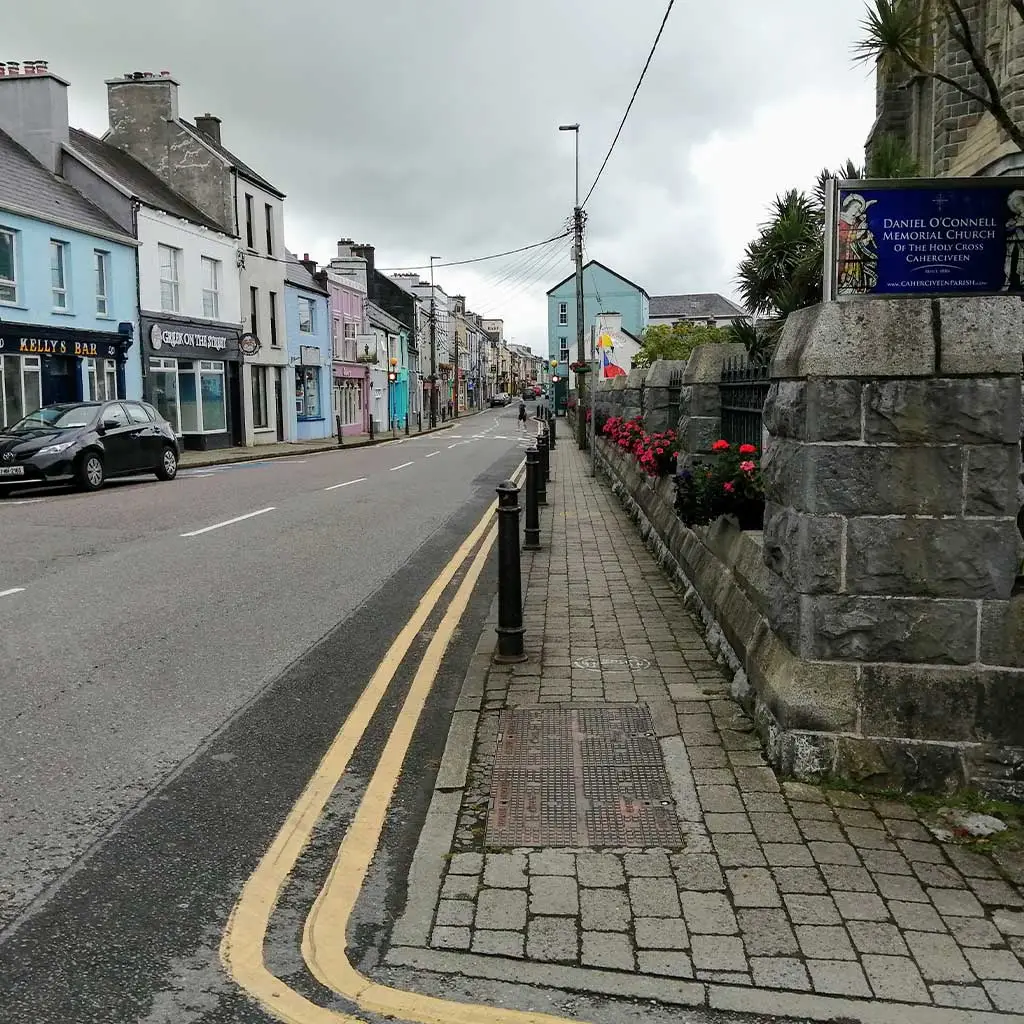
xmin=141 ymin=315 xmax=241 ymax=450
xmin=0 ymin=321 xmax=133 ymax=430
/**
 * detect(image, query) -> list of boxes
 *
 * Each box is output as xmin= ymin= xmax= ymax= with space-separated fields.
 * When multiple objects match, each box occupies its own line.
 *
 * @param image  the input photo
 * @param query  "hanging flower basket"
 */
xmin=569 ymin=360 xmax=591 ymax=374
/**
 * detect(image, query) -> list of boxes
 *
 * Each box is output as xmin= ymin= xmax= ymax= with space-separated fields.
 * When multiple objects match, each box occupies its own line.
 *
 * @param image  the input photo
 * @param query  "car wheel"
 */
xmin=77 ymin=452 xmax=105 ymax=492
xmin=156 ymin=445 xmax=178 ymax=481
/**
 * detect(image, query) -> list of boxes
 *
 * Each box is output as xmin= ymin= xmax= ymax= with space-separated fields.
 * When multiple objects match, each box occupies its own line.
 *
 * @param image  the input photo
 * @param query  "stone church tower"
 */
xmin=868 ymin=1 xmax=1024 ymax=176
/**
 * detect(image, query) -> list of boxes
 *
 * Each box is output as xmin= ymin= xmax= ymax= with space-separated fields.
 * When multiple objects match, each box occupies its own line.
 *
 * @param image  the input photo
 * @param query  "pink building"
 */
xmin=304 ymin=246 xmax=371 ymax=436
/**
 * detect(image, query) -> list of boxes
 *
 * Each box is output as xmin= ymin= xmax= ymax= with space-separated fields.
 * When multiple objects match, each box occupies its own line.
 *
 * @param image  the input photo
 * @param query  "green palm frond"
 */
xmin=853 ymin=0 xmax=928 ymax=74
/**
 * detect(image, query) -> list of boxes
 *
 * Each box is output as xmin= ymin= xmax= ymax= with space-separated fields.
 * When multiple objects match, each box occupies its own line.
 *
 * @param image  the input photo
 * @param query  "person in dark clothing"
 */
xmin=518 ymin=399 xmax=528 ymax=430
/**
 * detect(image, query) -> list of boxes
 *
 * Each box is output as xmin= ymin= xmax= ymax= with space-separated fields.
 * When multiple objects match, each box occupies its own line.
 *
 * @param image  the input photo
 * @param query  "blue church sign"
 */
xmin=825 ymin=177 xmax=1024 ymax=299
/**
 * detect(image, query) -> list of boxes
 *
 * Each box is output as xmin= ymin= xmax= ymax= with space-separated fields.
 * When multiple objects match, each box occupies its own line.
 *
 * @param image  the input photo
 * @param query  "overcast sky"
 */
xmin=9 ymin=0 xmax=877 ymax=353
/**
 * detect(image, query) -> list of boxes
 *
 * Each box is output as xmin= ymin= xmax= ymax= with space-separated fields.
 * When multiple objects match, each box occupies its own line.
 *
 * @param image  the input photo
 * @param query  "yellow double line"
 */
xmin=220 ymin=463 xmax=583 ymax=1024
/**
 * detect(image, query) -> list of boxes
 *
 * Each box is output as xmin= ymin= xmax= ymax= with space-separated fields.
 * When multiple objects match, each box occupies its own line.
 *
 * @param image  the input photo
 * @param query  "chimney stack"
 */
xmin=350 ymin=243 xmax=375 ymax=276
xmin=0 ymin=60 xmax=69 ymax=173
xmin=194 ymin=112 xmax=221 ymax=145
xmin=105 ymin=70 xmax=180 ymax=150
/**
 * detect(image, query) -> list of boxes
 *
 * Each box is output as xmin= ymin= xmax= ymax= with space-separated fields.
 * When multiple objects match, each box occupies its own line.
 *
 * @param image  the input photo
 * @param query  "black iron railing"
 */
xmin=667 ymin=367 xmax=684 ymax=425
xmin=720 ymin=357 xmax=769 ymax=450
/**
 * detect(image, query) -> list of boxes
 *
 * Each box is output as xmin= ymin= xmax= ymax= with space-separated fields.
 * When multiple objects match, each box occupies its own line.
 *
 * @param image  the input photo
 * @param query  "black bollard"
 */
xmin=418 ymin=410 xmax=423 ymax=433
xmin=405 ymin=412 xmax=410 ymax=436
xmin=494 ymin=480 xmax=526 ymax=662
xmin=536 ymin=434 xmax=548 ymax=506
xmin=540 ymin=428 xmax=551 ymax=482
xmin=523 ymin=447 xmax=541 ymax=551
xmin=336 ymin=414 xmax=344 ymax=446
xmin=547 ymin=412 xmax=556 ymax=449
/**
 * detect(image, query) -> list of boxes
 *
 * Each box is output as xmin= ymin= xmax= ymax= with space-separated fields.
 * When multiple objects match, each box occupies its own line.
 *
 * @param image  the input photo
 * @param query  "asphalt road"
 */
xmin=0 ymin=407 xmax=535 ymax=1016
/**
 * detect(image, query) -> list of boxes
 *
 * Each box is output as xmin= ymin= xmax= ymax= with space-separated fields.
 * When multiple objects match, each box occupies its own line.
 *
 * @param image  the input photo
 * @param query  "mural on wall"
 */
xmin=597 ymin=332 xmax=627 ymax=378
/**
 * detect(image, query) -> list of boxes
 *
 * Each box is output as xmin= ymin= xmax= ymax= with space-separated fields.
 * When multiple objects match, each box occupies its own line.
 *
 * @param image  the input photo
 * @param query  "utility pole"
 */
xmin=559 ymin=122 xmax=586 ymax=451
xmin=429 ymin=256 xmax=439 ymax=429
xmin=453 ymin=317 xmax=459 ymax=419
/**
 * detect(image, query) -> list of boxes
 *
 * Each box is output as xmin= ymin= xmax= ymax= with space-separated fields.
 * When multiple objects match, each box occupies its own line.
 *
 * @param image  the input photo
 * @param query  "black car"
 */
xmin=0 ymin=400 xmax=180 ymax=494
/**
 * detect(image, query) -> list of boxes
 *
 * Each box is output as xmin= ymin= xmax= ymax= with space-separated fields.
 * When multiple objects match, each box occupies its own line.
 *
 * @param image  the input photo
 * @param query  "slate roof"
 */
xmin=284 ymin=250 xmax=327 ymax=294
xmin=68 ymin=128 xmax=227 ymax=233
xmin=649 ymin=293 xmax=746 ymax=319
xmin=180 ymin=120 xmax=285 ymax=199
xmin=546 ymin=260 xmax=650 ymax=299
xmin=0 ymin=129 xmax=132 ymax=240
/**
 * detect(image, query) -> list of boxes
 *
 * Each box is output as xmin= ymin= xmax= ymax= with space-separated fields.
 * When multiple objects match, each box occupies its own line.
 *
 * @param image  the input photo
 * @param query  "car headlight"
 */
xmin=37 ymin=441 xmax=75 ymax=456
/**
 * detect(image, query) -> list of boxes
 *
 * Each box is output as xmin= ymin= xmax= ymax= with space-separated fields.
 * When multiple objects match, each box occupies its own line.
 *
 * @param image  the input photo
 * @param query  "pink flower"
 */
xmin=740 ymin=460 xmax=756 ymax=473
xmin=723 ymin=482 xmax=735 ymax=493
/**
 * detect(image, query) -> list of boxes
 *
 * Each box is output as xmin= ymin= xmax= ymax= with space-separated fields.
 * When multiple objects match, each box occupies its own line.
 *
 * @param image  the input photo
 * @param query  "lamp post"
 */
xmin=559 ymin=122 xmax=586 ymax=451
xmin=388 ymin=355 xmax=398 ymax=436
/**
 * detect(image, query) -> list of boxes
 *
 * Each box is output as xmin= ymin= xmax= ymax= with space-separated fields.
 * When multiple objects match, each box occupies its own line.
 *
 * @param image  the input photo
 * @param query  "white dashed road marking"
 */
xmin=324 ymin=477 xmax=367 ymax=492
xmin=180 ymin=507 xmax=276 ymax=538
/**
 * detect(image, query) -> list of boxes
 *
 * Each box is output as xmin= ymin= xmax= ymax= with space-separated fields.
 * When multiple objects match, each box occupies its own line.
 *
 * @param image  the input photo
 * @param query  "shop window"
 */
xmin=337 ymin=381 xmax=360 ymax=426
xmin=0 ymin=227 xmax=16 ymax=303
xmin=149 ymin=357 xmax=180 ymax=433
xmin=159 ymin=244 xmax=181 ymax=312
xmin=252 ymin=364 xmax=269 ymax=428
xmin=202 ymin=256 xmax=221 ymax=319
xmin=298 ymin=296 xmax=315 ymax=334
xmin=200 ymin=361 xmax=226 ymax=432
xmin=1 ymin=355 xmax=41 ymax=428
xmin=296 ymin=366 xmax=320 ymax=418
xmin=95 ymin=251 xmax=110 ymax=316
xmin=51 ymin=240 xmax=68 ymax=310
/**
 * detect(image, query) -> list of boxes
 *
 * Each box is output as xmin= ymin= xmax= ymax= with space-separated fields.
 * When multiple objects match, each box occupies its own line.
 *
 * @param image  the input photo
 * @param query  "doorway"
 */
xmin=228 ymin=362 xmax=243 ymax=445
xmin=274 ymin=368 xmax=284 ymax=441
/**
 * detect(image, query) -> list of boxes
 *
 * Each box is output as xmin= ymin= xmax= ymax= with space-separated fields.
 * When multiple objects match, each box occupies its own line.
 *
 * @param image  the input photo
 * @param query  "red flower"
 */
xmin=712 ymin=440 xmax=730 ymax=451
xmin=723 ymin=481 xmax=735 ymax=493
xmin=740 ymin=460 xmax=756 ymax=473
xmin=739 ymin=443 xmax=758 ymax=455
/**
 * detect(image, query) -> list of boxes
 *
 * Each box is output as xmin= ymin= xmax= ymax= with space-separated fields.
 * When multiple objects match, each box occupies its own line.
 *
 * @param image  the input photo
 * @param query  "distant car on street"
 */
xmin=0 ymin=400 xmax=180 ymax=495
xmin=490 ymin=392 xmax=511 ymax=407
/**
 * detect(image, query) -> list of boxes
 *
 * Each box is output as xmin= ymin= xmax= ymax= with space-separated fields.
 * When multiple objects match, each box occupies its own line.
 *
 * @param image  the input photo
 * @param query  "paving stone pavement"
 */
xmin=394 ymin=437 xmax=1024 ymax=1018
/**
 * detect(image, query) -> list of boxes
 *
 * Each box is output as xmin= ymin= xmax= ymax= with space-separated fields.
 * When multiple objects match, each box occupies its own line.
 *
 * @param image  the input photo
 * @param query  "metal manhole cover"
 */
xmin=571 ymin=655 xmax=652 ymax=671
xmin=485 ymin=705 xmax=682 ymax=848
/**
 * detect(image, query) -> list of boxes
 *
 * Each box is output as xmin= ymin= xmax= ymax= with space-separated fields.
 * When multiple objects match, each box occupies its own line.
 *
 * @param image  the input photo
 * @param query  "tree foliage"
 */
xmin=854 ymin=0 xmax=1024 ymax=152
xmin=632 ymin=321 xmax=733 ymax=368
xmin=733 ymin=137 xmax=920 ymax=363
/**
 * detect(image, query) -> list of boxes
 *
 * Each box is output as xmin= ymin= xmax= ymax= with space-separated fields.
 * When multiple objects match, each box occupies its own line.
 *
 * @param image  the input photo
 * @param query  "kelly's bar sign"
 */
xmin=824 ymin=176 xmax=1024 ymax=300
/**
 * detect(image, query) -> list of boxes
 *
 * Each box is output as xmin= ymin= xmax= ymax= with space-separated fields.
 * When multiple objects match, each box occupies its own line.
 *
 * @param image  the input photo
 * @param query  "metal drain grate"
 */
xmin=485 ymin=705 xmax=683 ymax=848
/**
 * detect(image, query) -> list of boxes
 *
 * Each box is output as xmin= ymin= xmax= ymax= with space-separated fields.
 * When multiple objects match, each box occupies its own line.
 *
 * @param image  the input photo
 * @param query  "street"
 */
xmin=0 ymin=408 xmax=528 ymax=1023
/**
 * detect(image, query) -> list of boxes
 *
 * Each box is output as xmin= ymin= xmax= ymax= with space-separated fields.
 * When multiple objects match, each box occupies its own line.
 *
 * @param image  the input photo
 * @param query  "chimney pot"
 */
xmin=303 ymin=253 xmax=309 ymax=261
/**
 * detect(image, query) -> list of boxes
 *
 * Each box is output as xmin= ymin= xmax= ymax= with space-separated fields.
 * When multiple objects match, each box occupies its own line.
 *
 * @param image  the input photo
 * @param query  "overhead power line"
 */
xmin=581 ymin=0 xmax=676 ymax=209
xmin=378 ymin=231 xmax=572 ymax=272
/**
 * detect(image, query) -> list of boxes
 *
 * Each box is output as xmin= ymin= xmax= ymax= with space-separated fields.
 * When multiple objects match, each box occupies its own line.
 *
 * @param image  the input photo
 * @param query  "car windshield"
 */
xmin=9 ymin=405 xmax=97 ymax=433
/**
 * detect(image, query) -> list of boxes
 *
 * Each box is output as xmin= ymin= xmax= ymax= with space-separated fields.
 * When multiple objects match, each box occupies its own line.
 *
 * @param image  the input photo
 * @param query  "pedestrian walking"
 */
xmin=518 ymin=399 xmax=527 ymax=430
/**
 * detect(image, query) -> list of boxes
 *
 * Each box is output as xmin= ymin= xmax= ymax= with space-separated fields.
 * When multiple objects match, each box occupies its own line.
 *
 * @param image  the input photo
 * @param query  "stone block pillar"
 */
xmin=621 ymin=367 xmax=648 ymax=422
xmin=761 ymin=297 xmax=1024 ymax=794
xmin=643 ymin=359 xmax=689 ymax=433
xmin=677 ymin=342 xmax=746 ymax=461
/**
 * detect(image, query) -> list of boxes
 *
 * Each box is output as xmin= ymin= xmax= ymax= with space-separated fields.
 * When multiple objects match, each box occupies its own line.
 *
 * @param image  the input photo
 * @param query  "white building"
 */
xmin=647 ymin=293 xmax=747 ymax=329
xmin=101 ymin=73 xmax=290 ymax=446
xmin=66 ymin=129 xmax=244 ymax=449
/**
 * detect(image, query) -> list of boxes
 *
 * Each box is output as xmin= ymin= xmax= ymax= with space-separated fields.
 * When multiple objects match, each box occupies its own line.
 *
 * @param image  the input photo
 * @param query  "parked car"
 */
xmin=490 ymin=392 xmax=510 ymax=407
xmin=0 ymin=400 xmax=180 ymax=495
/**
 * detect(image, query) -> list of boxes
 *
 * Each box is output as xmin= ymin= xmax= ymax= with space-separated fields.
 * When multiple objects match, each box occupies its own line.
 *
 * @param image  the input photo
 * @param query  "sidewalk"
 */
xmin=388 ymin=438 xmax=1024 ymax=1020
xmin=178 ymin=411 xmax=487 ymax=469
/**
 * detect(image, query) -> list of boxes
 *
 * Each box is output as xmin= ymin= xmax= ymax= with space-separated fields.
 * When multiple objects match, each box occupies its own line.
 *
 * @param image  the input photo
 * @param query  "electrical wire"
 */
xmin=581 ymin=0 xmax=676 ymax=208
xmin=378 ymin=230 xmax=572 ymax=272
xmin=475 ymin=243 xmax=571 ymax=319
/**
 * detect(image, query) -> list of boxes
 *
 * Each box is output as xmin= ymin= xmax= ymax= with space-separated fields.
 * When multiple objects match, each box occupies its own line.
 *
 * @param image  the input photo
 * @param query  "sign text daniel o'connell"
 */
xmin=827 ymin=177 xmax=1024 ymax=299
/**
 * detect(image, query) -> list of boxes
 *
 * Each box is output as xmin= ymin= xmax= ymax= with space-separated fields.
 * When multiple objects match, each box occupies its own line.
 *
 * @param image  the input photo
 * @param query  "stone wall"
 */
xmin=593 ymin=296 xmax=1024 ymax=800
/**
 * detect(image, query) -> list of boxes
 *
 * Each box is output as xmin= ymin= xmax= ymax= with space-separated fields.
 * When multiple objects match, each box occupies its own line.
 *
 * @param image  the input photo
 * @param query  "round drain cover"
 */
xmin=571 ymin=655 xmax=652 ymax=670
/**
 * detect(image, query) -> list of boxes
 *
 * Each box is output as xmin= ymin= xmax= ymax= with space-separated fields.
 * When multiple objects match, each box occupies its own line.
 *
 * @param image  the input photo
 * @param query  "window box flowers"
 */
xmin=675 ymin=440 xmax=764 ymax=530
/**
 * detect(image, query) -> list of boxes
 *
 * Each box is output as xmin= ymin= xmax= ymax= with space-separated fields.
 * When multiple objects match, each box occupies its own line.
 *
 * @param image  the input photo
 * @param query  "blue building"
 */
xmin=0 ymin=128 xmax=140 ymax=429
xmin=546 ymin=260 xmax=649 ymax=410
xmin=284 ymin=254 xmax=332 ymax=441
